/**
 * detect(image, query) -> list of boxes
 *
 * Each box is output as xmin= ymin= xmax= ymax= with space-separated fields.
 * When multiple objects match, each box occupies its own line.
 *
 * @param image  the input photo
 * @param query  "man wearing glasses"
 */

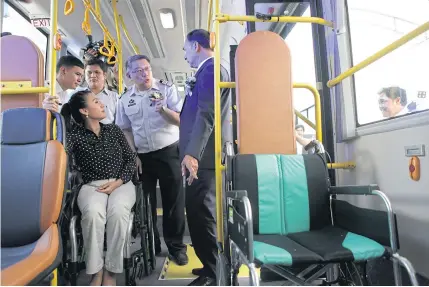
xmin=115 ymin=55 xmax=188 ymax=266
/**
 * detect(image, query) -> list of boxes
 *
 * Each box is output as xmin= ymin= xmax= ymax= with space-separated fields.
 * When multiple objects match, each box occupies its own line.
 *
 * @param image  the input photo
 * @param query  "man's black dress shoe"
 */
xmin=192 ymin=268 xmax=203 ymax=276
xmin=169 ymin=252 xmax=189 ymax=266
xmin=188 ymin=276 xmax=216 ymax=286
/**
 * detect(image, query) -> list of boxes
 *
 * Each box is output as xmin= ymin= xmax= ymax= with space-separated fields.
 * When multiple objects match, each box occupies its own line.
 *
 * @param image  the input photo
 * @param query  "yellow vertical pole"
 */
xmin=48 ymin=0 xmax=59 ymax=98
xmin=207 ymin=0 xmax=213 ymax=31
xmin=214 ymin=0 xmax=223 ymax=244
xmin=112 ymin=0 xmax=123 ymax=94
xmin=95 ymin=0 xmax=100 ymax=18
xmin=50 ymin=269 xmax=58 ymax=286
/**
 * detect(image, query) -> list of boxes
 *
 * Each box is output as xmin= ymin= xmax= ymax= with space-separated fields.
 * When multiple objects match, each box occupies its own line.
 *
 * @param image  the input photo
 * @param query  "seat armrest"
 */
xmin=226 ymin=190 xmax=248 ymax=200
xmin=330 ymin=184 xmax=379 ymax=195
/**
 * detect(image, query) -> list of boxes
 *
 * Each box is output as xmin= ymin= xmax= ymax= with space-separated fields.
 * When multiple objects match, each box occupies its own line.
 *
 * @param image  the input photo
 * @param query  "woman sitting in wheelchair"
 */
xmin=61 ymin=90 xmax=136 ymax=286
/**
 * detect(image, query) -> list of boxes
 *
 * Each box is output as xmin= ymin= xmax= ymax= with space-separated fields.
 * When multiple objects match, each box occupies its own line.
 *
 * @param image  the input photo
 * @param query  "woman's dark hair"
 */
xmin=61 ymin=89 xmax=92 ymax=131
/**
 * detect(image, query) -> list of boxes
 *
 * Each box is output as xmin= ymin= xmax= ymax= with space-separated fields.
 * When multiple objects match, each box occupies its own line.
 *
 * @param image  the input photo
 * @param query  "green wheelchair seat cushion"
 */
xmin=287 ymin=226 xmax=386 ymax=262
xmin=253 ymin=234 xmax=323 ymax=266
xmin=253 ymin=226 xmax=386 ymax=266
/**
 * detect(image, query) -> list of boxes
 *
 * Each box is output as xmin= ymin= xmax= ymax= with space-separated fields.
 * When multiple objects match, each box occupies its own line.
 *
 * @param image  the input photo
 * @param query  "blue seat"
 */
xmin=1 ymin=108 xmax=67 ymax=285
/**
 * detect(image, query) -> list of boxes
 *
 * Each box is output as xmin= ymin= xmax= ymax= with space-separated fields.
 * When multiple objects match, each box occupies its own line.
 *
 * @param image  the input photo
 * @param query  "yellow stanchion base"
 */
xmin=158 ymin=244 xmax=259 ymax=280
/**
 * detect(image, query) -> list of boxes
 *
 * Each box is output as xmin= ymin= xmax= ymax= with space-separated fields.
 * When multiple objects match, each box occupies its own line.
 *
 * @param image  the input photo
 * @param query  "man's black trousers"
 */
xmin=186 ymin=169 xmax=217 ymax=279
xmin=139 ymin=142 xmax=186 ymax=255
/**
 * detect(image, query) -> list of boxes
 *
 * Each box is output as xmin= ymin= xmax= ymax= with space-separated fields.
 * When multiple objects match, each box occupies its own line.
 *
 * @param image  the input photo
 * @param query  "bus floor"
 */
xmin=72 ymin=210 xmax=429 ymax=286
xmin=73 ymin=212 xmax=293 ymax=286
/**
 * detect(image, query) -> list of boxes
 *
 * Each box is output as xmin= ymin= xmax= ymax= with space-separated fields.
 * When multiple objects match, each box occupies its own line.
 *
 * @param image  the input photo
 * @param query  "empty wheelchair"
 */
xmin=1 ymin=107 xmax=68 ymax=285
xmin=58 ymin=170 xmax=157 ymax=285
xmin=223 ymin=148 xmax=419 ymax=286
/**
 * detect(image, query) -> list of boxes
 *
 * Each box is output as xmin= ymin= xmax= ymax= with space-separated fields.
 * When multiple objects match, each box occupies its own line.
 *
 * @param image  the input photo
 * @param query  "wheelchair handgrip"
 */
xmin=330 ymin=184 xmax=379 ymax=195
xmin=226 ymin=190 xmax=248 ymax=200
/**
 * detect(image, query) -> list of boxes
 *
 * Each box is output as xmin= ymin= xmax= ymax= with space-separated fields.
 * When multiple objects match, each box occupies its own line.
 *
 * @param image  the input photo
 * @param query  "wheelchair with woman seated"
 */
xmin=58 ymin=167 xmax=156 ymax=286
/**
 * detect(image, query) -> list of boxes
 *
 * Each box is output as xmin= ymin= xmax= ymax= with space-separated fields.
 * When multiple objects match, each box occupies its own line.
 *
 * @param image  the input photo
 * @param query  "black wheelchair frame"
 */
xmin=58 ymin=172 xmax=156 ymax=286
xmin=219 ymin=142 xmax=419 ymax=286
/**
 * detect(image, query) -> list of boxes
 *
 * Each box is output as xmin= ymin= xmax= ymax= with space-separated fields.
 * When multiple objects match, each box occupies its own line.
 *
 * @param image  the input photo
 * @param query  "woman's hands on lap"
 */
xmin=97 ymin=179 xmax=123 ymax=195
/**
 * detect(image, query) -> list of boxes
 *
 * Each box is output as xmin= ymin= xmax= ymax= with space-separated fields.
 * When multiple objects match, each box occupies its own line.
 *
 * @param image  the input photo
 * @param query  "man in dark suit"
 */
xmin=180 ymin=29 xmax=232 ymax=286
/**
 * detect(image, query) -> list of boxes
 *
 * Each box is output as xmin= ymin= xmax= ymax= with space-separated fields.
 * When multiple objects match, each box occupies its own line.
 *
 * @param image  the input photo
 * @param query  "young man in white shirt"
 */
xmin=42 ymin=55 xmax=84 ymax=111
xmin=77 ymin=58 xmax=119 ymax=124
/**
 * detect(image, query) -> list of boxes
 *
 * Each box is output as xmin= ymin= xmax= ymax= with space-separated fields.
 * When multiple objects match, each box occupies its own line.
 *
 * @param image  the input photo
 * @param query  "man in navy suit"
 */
xmin=180 ymin=29 xmax=232 ymax=286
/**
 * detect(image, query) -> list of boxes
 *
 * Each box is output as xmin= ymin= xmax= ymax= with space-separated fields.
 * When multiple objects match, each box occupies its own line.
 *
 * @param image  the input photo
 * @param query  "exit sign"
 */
xmin=31 ymin=18 xmax=50 ymax=28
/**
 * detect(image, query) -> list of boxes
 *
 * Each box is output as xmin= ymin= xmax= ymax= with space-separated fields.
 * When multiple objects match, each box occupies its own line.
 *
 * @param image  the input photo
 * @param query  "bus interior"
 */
xmin=1 ymin=0 xmax=428 ymax=286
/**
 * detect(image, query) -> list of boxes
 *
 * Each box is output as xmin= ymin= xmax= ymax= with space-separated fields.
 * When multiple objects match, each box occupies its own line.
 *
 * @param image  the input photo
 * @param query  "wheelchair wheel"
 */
xmin=145 ymin=189 xmax=156 ymax=271
xmin=138 ymin=188 xmax=151 ymax=277
xmin=337 ymin=262 xmax=368 ymax=286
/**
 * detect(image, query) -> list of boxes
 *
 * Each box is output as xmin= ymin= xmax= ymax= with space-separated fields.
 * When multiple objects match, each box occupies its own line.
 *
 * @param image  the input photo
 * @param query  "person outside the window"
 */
xmin=378 ymin=86 xmax=408 ymax=118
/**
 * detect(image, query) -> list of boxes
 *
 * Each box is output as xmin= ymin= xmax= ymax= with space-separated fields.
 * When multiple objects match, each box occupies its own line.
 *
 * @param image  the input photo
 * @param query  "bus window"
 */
xmin=347 ymin=0 xmax=429 ymax=125
xmin=2 ymin=2 xmax=48 ymax=65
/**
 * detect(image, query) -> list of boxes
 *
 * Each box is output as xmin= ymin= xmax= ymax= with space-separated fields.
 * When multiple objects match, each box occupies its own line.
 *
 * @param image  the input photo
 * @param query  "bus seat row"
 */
xmin=1 ymin=108 xmax=67 ymax=285
xmin=0 ymin=35 xmax=46 ymax=111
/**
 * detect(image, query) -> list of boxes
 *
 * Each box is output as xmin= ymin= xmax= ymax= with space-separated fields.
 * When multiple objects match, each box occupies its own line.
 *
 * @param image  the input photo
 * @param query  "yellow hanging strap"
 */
xmin=107 ymin=42 xmax=118 ymax=65
xmin=64 ymin=0 xmax=74 ymax=16
xmin=82 ymin=4 xmax=91 ymax=35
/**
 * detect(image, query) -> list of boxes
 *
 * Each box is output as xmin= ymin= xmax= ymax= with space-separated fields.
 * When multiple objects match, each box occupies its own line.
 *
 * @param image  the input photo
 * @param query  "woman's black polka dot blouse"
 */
xmin=66 ymin=123 xmax=136 ymax=184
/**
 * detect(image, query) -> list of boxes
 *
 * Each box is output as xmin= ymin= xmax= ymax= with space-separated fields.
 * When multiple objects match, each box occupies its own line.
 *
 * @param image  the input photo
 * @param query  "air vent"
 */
xmin=129 ymin=0 xmax=165 ymax=58
xmin=185 ymin=0 xmax=196 ymax=32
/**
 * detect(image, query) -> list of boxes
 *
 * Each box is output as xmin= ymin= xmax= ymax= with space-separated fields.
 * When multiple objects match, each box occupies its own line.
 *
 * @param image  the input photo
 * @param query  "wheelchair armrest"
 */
xmin=226 ymin=190 xmax=247 ymax=200
xmin=68 ymin=170 xmax=83 ymax=212
xmin=330 ymin=184 xmax=379 ymax=195
xmin=222 ymin=141 xmax=235 ymax=181
xmin=226 ymin=190 xmax=254 ymax=261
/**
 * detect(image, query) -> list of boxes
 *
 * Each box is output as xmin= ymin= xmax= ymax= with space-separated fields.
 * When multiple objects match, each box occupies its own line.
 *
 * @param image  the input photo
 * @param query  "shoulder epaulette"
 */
xmin=159 ymin=79 xmax=173 ymax=87
xmin=119 ymin=88 xmax=129 ymax=99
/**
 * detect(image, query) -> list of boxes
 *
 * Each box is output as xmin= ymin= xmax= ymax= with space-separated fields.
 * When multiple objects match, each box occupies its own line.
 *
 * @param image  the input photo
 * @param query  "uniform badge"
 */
xmin=149 ymin=91 xmax=163 ymax=106
xmin=128 ymin=99 xmax=136 ymax=107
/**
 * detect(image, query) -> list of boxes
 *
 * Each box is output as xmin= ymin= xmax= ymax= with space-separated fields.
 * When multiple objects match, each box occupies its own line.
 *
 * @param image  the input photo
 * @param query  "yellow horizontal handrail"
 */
xmin=328 ymin=162 xmax=356 ymax=169
xmin=295 ymin=109 xmax=316 ymax=130
xmin=219 ymin=81 xmax=322 ymax=142
xmin=327 ymin=21 xmax=429 ymax=88
xmin=119 ymin=15 xmax=140 ymax=54
xmin=1 ymin=87 xmax=49 ymax=95
xmin=215 ymin=14 xmax=333 ymax=27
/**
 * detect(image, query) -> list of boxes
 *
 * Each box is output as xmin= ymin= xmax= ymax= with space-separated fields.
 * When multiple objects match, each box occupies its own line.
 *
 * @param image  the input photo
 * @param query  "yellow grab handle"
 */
xmin=54 ymin=32 xmax=62 ymax=51
xmin=64 ymin=0 xmax=74 ymax=16
xmin=99 ymin=34 xmax=112 ymax=57
xmin=210 ymin=32 xmax=216 ymax=49
xmin=107 ymin=56 xmax=117 ymax=65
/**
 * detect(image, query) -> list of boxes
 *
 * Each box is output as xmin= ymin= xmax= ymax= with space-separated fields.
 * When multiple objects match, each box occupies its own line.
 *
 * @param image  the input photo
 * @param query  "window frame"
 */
xmin=4 ymin=0 xmax=50 ymax=79
xmin=345 ymin=0 xmax=429 ymax=128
